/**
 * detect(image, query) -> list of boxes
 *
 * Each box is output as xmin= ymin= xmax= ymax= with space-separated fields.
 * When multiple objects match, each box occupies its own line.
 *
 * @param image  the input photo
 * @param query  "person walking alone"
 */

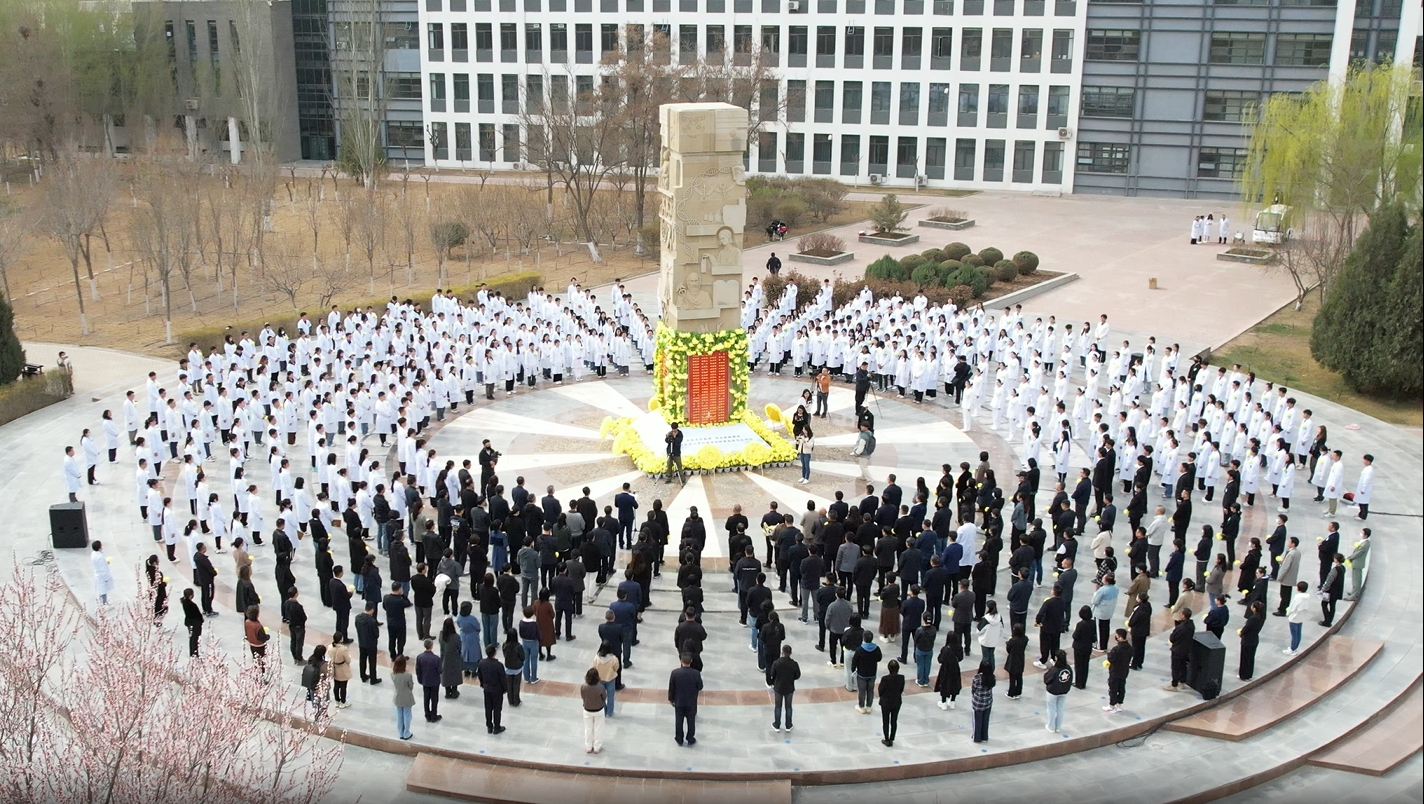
xmin=878 ymin=659 xmax=906 ymax=747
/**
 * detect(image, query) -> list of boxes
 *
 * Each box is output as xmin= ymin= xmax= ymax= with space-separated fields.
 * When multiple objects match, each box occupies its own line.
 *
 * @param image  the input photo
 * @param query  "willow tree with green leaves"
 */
xmin=1240 ymin=64 xmax=1423 ymax=301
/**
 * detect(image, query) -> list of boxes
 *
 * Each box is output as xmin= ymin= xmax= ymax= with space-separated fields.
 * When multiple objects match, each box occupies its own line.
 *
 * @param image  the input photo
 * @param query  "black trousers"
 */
xmin=1038 ymin=629 xmax=1061 ymax=664
xmin=1130 ymin=631 xmax=1147 ymax=669
xmin=1171 ymin=653 xmax=1189 ymax=686
xmin=881 ymin=703 xmax=901 ymax=742
xmin=483 ymin=691 xmax=503 ymax=731
xmin=200 ymin=582 xmax=215 ymax=614
xmin=289 ymin=626 xmax=306 ymax=663
xmin=388 ymin=628 xmax=406 ymax=658
xmin=188 ymin=621 xmax=202 ymax=656
xmin=359 ymin=647 xmax=378 ymax=681
xmin=1073 ymin=647 xmax=1090 ymax=689
xmin=1275 ymin=584 xmax=1293 ymax=614
xmin=333 ymin=609 xmax=349 ymax=643
xmin=956 ymin=622 xmax=972 ymax=656
xmin=423 ymin=685 xmax=440 ymax=720
xmin=674 ymin=705 xmax=697 ymax=743
xmin=1108 ymin=676 xmax=1125 ymax=706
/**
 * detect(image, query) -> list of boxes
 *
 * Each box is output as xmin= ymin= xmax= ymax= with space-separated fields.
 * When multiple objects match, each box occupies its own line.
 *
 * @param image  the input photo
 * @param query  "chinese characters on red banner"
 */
xmin=686 ymin=351 xmax=730 ymax=425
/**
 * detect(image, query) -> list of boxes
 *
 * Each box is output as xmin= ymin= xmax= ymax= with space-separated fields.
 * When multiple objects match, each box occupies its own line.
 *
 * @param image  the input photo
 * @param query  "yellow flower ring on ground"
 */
xmin=604 ymin=411 xmax=796 ymax=474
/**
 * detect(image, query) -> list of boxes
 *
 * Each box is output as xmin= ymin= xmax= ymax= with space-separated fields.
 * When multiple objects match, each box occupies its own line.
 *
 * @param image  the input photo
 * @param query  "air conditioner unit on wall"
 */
xmin=869 ymin=173 xmax=884 ymax=185
xmin=789 ymin=0 xmax=802 ymax=8
xmin=1058 ymin=127 xmax=1073 ymax=140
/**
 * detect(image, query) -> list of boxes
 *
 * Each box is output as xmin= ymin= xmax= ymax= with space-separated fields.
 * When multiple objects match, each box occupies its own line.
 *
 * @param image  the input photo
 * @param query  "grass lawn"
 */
xmin=1213 ymin=295 xmax=1422 ymax=428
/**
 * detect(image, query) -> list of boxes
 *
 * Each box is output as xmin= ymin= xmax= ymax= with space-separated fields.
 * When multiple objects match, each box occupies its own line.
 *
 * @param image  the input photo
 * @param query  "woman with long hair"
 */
xmin=970 ymin=659 xmax=996 ymax=743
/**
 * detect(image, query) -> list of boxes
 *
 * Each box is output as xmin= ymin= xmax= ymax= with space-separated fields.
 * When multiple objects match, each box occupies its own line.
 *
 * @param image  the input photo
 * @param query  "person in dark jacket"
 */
xmin=933 ymin=640 xmax=962 ymax=709
xmin=1204 ymin=595 xmax=1230 ymax=638
xmin=1043 ymin=649 xmax=1074 ymax=733
xmin=668 ymin=653 xmax=703 ymax=745
xmin=1164 ymin=608 xmax=1195 ymax=692
xmin=769 ymin=645 xmax=801 ymax=731
xmin=1319 ymin=552 xmax=1345 ymax=626
xmin=282 ymin=587 xmax=308 ymax=665
xmin=1004 ymin=624 xmax=1028 ymax=698
xmin=354 ymin=601 xmax=381 ymax=684
xmin=193 ymin=543 xmax=218 ymax=615
xmin=674 ymin=607 xmax=708 ymax=671
xmin=475 ymin=643 xmax=508 ymax=733
xmin=1071 ymin=606 xmax=1095 ymax=690
xmin=1033 ymin=584 xmax=1068 ymax=667
xmin=181 ymin=588 xmax=204 ymax=656
xmin=382 ymin=584 xmax=411 ymax=657
xmin=1164 ymin=540 xmax=1186 ymax=608
xmin=1238 ymin=601 xmax=1265 ymax=680
xmin=1127 ymin=593 xmax=1152 ymax=670
xmin=759 ymin=611 xmax=786 ymax=682
xmin=1104 ymin=628 xmax=1131 ymax=712
xmin=878 ymin=659 xmax=906 ymax=746
xmin=415 ymin=639 xmax=443 ymax=722
xmin=410 ymin=563 xmax=437 ymax=641
xmin=852 ymin=546 xmax=878 ymax=618
xmin=851 ymin=629 xmax=884 ymax=713
xmin=331 ymin=565 xmax=355 ymax=642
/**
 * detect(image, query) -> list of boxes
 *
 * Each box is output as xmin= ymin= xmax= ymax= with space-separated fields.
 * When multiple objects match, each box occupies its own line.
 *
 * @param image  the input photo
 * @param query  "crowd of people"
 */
xmin=67 ymin=275 xmax=1380 ymax=754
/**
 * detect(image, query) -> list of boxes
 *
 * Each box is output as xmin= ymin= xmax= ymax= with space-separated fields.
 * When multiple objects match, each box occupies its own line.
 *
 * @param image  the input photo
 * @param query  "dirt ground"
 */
xmin=1 ymin=170 xmax=875 ymax=357
xmin=1213 ymin=294 xmax=1422 ymax=427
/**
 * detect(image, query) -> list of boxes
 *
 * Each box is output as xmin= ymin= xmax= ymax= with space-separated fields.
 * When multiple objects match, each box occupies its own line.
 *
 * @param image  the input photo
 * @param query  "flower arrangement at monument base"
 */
xmin=604 ymin=410 xmax=796 ymax=475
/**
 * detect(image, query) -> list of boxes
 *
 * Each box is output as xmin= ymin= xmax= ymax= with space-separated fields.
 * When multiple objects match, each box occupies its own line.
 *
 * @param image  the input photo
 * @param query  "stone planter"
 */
xmin=788 ymin=250 xmax=855 ymax=266
xmin=1216 ymin=248 xmax=1274 ymax=265
xmin=918 ymin=218 xmax=976 ymax=231
xmin=857 ymin=232 xmax=921 ymax=247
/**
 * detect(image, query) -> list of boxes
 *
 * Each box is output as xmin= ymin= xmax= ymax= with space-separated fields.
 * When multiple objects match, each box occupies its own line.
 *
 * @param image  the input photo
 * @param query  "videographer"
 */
xmin=665 ymin=423 xmax=685 ymax=486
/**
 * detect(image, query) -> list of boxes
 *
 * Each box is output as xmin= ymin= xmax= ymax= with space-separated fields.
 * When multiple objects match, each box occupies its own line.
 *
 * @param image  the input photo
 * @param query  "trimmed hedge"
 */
xmin=1012 ymin=250 xmax=1040 ymax=275
xmin=979 ymin=247 xmax=1004 ymax=265
xmin=943 ymin=242 xmax=972 ymax=261
xmin=865 ymin=255 xmax=908 ymax=281
xmin=994 ymin=259 xmax=1019 ymax=281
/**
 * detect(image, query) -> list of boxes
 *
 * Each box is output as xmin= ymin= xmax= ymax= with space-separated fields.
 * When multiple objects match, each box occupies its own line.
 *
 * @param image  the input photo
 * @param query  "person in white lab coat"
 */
xmin=63 ymin=446 xmax=82 ymax=502
xmin=91 ymin=540 xmax=114 ymax=605
xmin=1352 ymin=454 xmax=1374 ymax=520
xmin=102 ymin=410 xmax=121 ymax=463
xmin=80 ymin=429 xmax=100 ymax=485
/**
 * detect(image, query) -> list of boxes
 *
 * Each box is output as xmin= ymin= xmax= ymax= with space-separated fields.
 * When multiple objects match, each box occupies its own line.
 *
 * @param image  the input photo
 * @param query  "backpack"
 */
xmin=861 ymin=432 xmax=877 ymax=456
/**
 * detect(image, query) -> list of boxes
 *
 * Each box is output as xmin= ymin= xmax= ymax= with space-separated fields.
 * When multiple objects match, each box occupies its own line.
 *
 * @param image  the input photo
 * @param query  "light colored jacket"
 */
xmin=977 ymin=613 xmax=1006 ymax=649
xmin=1144 ymin=515 xmax=1169 ymax=546
xmin=1277 ymin=547 xmax=1301 ymax=587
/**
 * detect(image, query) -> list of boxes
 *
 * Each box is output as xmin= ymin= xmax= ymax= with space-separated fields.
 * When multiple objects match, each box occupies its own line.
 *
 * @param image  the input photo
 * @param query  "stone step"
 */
xmin=1308 ymin=677 xmax=1423 ymax=777
xmin=1163 ymin=636 xmax=1385 ymax=742
xmin=404 ymin=752 xmax=793 ymax=804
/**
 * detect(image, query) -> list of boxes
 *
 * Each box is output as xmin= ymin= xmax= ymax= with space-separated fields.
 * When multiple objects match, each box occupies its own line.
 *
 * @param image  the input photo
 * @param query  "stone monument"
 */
xmin=653 ymin=103 xmax=750 ymax=428
xmin=656 ymin=102 xmax=748 ymax=334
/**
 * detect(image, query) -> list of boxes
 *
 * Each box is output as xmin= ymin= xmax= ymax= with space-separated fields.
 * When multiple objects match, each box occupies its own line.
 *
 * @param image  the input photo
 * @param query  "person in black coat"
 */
xmin=1237 ymin=539 xmax=1263 ymax=599
xmin=314 ymin=537 xmax=335 ymax=608
xmin=878 ymin=660 xmax=907 ymax=747
xmin=193 ymin=543 xmax=218 ymax=615
xmin=1204 ymin=595 xmax=1229 ymax=639
xmin=668 ymin=654 xmax=703 ymax=746
xmin=382 ymin=584 xmax=411 ymax=657
xmin=852 ymin=547 xmax=878 ymax=618
xmin=1004 ymin=624 xmax=1028 ymax=698
xmin=475 ymin=643 xmax=508 ymax=733
xmin=1317 ymin=524 xmax=1340 ymax=587
xmin=1091 ymin=449 xmax=1116 ymax=513
xmin=1319 ymin=553 xmax=1345 ymax=626
xmin=1071 ymin=469 xmax=1093 ymax=533
xmin=330 ymin=565 xmax=353 ymax=642
xmin=410 ymin=564 xmax=437 ymax=641
xmin=1238 ymin=601 xmax=1265 ymax=680
xmin=1165 ymin=609 xmax=1195 ymax=691
xmin=273 ymin=522 xmax=297 ymax=603
xmin=1171 ymin=491 xmax=1193 ymax=545
xmin=1127 ymin=593 xmax=1152 ymax=670
xmin=282 ymin=587 xmax=308 ymax=665
xmin=354 ymin=601 xmax=381 ymax=684
xmin=1071 ymin=606 xmax=1095 ymax=690
xmin=181 ymin=587 xmax=204 ymax=657
xmin=1105 ymin=628 xmax=1131 ymax=710
xmin=769 ymin=645 xmax=800 ymax=731
xmin=1033 ymin=584 xmax=1068 ymax=666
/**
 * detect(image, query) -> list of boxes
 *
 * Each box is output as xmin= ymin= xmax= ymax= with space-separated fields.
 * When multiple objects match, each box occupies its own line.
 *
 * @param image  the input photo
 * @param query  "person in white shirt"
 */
xmin=1352 ymin=454 xmax=1374 ymax=520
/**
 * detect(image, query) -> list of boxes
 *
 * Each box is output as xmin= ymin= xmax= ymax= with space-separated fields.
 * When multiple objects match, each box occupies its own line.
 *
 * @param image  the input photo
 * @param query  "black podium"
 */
xmin=1186 ymin=630 xmax=1225 ymax=700
xmin=50 ymin=502 xmax=89 ymax=549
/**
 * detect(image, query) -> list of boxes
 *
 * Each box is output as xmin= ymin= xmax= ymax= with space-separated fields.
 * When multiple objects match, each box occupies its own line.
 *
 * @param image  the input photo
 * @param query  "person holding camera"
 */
xmin=665 ymin=423 xmax=685 ymax=486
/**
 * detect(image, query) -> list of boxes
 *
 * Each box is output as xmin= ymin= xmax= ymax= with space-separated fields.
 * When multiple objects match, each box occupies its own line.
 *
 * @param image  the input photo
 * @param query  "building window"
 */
xmin=1076 ymin=141 xmax=1130 ymax=174
xmin=386 ymin=121 xmax=424 ymax=148
xmin=1080 ymin=86 xmax=1135 ymax=118
xmin=1203 ymin=90 xmax=1258 ymax=122
xmin=387 ymin=73 xmax=423 ymax=99
xmin=1209 ymin=32 xmax=1266 ymax=65
xmin=817 ymin=26 xmax=836 ymax=55
xmin=384 ymin=22 xmax=419 ymax=49
xmin=455 ymin=123 xmax=472 ymax=161
xmin=1197 ymin=146 xmax=1248 ymax=179
xmin=845 ymin=26 xmax=865 ymax=56
xmin=601 ymin=24 xmax=619 ymax=53
xmin=428 ymin=23 xmax=445 ymax=51
xmin=1085 ymin=29 xmax=1140 ymax=61
xmin=1275 ymin=33 xmax=1332 ymax=66
xmin=452 ymin=23 xmax=469 ymax=51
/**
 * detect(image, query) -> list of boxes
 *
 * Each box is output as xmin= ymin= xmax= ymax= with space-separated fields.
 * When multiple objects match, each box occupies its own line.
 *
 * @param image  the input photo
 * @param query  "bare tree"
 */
xmin=351 ymin=190 xmax=386 ymax=292
xmin=229 ymin=0 xmax=293 ymax=169
xmin=394 ymin=173 xmax=421 ymax=286
xmin=0 ymin=200 xmax=30 ymax=301
xmin=1270 ymin=212 xmax=1355 ymax=310
xmin=39 ymin=153 xmax=117 ymax=334
xmin=131 ymin=160 xmax=201 ymax=343
xmin=459 ymin=185 xmax=504 ymax=257
xmin=267 ymin=258 xmax=308 ymax=309
xmin=302 ymin=180 xmax=324 ymax=274
xmin=519 ymin=68 xmax=626 ymax=258
xmin=313 ymin=258 xmax=358 ymax=308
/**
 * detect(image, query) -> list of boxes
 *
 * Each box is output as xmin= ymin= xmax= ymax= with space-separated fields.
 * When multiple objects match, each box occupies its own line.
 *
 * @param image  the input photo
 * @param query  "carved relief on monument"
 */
xmin=655 ymin=102 xmax=749 ymax=333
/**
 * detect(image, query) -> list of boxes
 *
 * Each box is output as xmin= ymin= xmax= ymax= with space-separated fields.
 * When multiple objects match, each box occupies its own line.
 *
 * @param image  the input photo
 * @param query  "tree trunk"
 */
xmin=69 ymin=254 xmax=89 ymax=335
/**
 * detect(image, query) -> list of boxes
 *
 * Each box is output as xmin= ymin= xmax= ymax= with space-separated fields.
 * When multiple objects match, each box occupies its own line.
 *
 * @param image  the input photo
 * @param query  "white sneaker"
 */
xmin=1282 ymin=648 xmax=1296 ymax=655
xmin=937 ymin=701 xmax=948 ymax=711
xmin=949 ymin=700 xmax=956 ymax=710
xmin=1032 ymin=661 xmax=1046 ymax=669
xmin=1046 ymin=724 xmax=1056 ymax=732
xmin=1113 ymin=705 xmax=1124 ymax=713
xmin=1102 ymin=704 xmax=1115 ymax=712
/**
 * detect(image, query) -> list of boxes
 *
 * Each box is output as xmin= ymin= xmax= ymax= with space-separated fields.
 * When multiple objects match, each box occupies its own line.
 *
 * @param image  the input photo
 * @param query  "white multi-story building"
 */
xmin=415 ymin=0 xmax=1088 ymax=192
xmin=408 ymin=0 xmax=1418 ymax=197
